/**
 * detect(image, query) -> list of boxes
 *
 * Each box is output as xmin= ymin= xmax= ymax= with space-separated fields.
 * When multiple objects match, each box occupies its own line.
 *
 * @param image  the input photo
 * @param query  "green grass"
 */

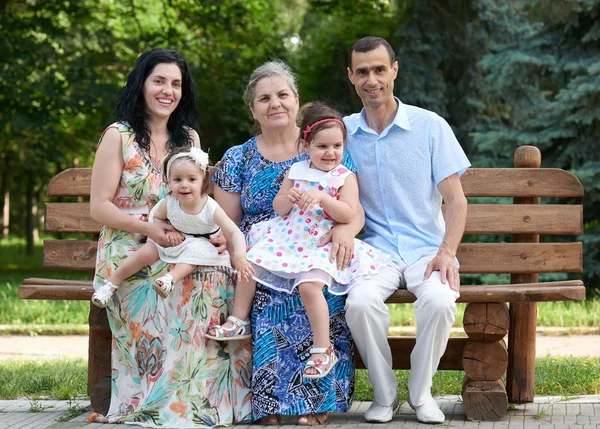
xmin=0 ymin=357 xmax=597 ymax=401
xmin=0 ymin=270 xmax=90 ymax=325
xmin=0 ymin=238 xmax=90 ymax=326
xmin=354 ymin=356 xmax=600 ymax=401
xmin=388 ymin=300 xmax=600 ymax=329
xmin=0 ymin=359 xmax=88 ymax=399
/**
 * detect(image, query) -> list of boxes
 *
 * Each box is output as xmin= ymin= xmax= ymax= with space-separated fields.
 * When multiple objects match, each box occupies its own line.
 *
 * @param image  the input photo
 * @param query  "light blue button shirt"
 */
xmin=344 ymin=98 xmax=471 ymax=265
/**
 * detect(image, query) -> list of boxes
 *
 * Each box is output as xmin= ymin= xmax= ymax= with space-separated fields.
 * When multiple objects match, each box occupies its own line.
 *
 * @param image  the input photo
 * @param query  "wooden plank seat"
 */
xmin=19 ymin=146 xmax=586 ymax=421
xmin=20 ymin=278 xmax=585 ymax=303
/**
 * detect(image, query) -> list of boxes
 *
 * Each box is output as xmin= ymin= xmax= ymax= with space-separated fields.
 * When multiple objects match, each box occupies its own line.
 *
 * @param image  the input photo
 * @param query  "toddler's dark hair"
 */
xmin=297 ymin=102 xmax=347 ymax=148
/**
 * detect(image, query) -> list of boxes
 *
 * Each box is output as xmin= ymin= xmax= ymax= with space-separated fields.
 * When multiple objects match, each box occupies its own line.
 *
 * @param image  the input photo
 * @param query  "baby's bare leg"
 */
xmin=230 ymin=278 xmax=256 ymax=321
xmin=111 ymin=242 xmax=159 ymax=285
xmin=164 ymin=263 xmax=196 ymax=284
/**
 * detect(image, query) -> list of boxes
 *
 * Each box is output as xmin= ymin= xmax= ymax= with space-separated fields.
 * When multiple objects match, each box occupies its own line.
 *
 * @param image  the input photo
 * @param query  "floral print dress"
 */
xmin=213 ymin=137 xmax=355 ymax=421
xmin=92 ymin=122 xmax=252 ymax=428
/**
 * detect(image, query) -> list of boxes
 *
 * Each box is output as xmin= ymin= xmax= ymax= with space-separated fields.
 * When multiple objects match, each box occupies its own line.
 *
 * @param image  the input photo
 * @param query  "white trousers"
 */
xmin=345 ymin=250 xmax=459 ymax=407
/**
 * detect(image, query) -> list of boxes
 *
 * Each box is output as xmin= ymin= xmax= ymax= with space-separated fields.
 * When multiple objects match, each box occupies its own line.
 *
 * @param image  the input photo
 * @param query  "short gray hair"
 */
xmin=243 ymin=60 xmax=299 ymax=105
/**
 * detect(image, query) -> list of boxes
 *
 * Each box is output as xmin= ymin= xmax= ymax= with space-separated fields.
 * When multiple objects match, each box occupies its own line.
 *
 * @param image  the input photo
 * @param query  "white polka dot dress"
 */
xmin=247 ymin=160 xmax=390 ymax=295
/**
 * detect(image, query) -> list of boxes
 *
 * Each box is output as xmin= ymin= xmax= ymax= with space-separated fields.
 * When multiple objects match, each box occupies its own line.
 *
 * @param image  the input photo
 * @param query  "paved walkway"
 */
xmin=2 ymin=334 xmax=600 ymax=361
xmin=1 ymin=396 xmax=600 ymax=428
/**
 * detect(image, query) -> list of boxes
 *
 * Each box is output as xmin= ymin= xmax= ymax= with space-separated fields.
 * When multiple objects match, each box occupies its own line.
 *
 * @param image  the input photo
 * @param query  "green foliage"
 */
xmin=291 ymin=0 xmax=403 ymax=113
xmin=1 ymin=0 xmax=599 ymax=290
xmin=470 ymin=0 xmax=600 ymax=288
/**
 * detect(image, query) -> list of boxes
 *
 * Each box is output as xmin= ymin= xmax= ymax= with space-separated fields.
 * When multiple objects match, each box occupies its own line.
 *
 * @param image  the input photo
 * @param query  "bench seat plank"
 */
xmin=19 ymin=279 xmax=585 ymax=302
xmin=42 ymin=240 xmax=583 ymax=274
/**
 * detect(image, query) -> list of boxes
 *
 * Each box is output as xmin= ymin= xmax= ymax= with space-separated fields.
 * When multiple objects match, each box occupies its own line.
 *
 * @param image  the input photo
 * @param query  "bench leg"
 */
xmin=507 ymin=302 xmax=537 ymax=403
xmin=461 ymin=302 xmax=509 ymax=421
xmin=88 ymin=303 xmax=112 ymax=415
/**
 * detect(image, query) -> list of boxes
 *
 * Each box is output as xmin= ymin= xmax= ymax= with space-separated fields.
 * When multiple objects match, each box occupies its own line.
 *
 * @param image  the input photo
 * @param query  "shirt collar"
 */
xmin=348 ymin=97 xmax=412 ymax=135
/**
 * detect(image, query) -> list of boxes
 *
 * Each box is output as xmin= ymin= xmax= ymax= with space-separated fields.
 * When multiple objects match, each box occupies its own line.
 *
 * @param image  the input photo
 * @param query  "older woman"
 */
xmin=88 ymin=48 xmax=251 ymax=427
xmin=213 ymin=60 xmax=355 ymax=425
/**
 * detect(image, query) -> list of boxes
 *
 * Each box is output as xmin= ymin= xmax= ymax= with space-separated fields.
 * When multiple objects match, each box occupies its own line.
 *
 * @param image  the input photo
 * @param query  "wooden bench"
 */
xmin=19 ymin=145 xmax=585 ymax=421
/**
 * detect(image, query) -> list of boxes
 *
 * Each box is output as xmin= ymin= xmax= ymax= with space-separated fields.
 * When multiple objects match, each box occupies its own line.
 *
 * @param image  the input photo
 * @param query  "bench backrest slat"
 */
xmin=461 ymin=168 xmax=583 ymax=197
xmin=47 ymin=166 xmax=218 ymax=197
xmin=47 ymin=167 xmax=584 ymax=198
xmin=46 ymin=203 xmax=583 ymax=235
xmin=43 ymin=240 xmax=582 ymax=274
xmin=43 ymin=167 xmax=584 ymax=277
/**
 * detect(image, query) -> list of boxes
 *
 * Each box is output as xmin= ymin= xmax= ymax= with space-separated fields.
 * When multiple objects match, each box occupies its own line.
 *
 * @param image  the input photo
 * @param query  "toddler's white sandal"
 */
xmin=205 ymin=315 xmax=252 ymax=341
xmin=91 ymin=280 xmax=118 ymax=308
xmin=303 ymin=345 xmax=338 ymax=380
xmin=153 ymin=273 xmax=174 ymax=298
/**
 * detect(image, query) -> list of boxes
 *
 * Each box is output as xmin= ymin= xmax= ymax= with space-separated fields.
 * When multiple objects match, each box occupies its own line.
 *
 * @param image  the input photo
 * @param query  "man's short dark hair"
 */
xmin=349 ymin=37 xmax=396 ymax=69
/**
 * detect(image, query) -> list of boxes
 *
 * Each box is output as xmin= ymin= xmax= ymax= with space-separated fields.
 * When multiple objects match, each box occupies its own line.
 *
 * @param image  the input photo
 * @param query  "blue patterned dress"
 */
xmin=213 ymin=137 xmax=355 ymax=420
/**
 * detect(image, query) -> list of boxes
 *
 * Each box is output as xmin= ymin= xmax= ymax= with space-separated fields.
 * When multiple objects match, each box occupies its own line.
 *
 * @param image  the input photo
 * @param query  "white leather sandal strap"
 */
xmin=227 ymin=315 xmax=250 ymax=327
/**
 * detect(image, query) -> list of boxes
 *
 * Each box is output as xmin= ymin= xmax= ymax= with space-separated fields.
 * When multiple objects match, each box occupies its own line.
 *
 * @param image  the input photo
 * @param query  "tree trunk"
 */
xmin=26 ymin=173 xmax=34 ymax=255
xmin=0 ymin=153 xmax=10 ymax=238
xmin=2 ymin=191 xmax=8 ymax=238
xmin=33 ymin=187 xmax=41 ymax=243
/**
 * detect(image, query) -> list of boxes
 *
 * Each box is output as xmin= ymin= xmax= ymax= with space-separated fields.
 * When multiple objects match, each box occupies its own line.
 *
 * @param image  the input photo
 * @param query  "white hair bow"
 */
xmin=166 ymin=147 xmax=210 ymax=179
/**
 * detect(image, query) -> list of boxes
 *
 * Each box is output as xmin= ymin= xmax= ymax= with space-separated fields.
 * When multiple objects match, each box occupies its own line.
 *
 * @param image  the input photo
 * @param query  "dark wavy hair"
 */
xmin=110 ymin=48 xmax=199 ymax=151
xmin=297 ymin=102 xmax=347 ymax=149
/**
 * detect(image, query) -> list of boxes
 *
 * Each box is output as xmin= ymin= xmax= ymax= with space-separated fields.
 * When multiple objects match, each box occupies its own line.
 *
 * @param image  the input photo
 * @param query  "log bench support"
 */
xmin=18 ymin=146 xmax=586 ymax=420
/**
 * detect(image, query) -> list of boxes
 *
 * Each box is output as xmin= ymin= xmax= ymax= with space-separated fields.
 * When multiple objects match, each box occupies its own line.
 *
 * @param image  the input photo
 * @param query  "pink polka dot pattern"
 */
xmin=246 ymin=162 xmax=390 ymax=294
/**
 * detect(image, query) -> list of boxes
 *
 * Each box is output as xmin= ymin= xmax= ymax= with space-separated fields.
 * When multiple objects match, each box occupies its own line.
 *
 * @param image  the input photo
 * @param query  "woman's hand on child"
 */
xmin=166 ymin=231 xmax=184 ymax=246
xmin=297 ymin=190 xmax=325 ymax=211
xmin=146 ymin=223 xmax=179 ymax=247
xmin=234 ymin=258 xmax=255 ymax=282
xmin=210 ymin=234 xmax=227 ymax=254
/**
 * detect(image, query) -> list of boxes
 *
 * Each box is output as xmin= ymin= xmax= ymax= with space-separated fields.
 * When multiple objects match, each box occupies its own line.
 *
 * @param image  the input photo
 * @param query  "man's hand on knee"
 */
xmin=423 ymin=252 xmax=460 ymax=292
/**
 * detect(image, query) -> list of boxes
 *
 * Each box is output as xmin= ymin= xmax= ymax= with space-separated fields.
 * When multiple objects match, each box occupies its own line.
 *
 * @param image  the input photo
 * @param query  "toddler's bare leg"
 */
xmin=206 ymin=278 xmax=256 ymax=340
xmin=163 ymin=263 xmax=196 ymax=284
xmin=299 ymin=281 xmax=332 ymax=376
xmin=111 ymin=242 xmax=159 ymax=285
xmin=231 ymin=278 xmax=256 ymax=321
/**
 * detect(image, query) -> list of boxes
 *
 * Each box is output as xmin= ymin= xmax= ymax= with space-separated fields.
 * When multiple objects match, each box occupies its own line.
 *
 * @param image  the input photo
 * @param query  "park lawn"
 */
xmin=0 ymin=357 xmax=598 ymax=401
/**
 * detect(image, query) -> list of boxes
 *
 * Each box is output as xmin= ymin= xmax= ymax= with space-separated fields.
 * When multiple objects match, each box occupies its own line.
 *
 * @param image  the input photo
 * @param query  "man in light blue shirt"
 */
xmin=343 ymin=37 xmax=470 ymax=424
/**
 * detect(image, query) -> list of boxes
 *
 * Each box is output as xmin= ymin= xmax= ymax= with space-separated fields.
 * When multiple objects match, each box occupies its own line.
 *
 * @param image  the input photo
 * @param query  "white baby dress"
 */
xmin=151 ymin=194 xmax=231 ymax=267
xmin=247 ymin=160 xmax=390 ymax=294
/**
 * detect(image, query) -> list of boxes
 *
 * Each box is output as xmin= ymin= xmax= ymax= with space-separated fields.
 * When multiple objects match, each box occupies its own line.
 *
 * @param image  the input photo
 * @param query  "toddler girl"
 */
xmin=91 ymin=147 xmax=255 ymax=311
xmin=206 ymin=103 xmax=389 ymax=379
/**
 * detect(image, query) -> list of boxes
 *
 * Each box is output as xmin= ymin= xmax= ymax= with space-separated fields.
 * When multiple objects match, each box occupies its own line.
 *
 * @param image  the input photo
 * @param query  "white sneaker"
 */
xmin=408 ymin=396 xmax=445 ymax=424
xmin=364 ymin=398 xmax=399 ymax=423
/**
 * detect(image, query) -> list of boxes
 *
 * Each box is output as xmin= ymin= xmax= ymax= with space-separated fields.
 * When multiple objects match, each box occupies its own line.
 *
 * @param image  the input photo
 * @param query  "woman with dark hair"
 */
xmin=88 ymin=48 xmax=251 ymax=427
xmin=213 ymin=61 xmax=356 ymax=426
